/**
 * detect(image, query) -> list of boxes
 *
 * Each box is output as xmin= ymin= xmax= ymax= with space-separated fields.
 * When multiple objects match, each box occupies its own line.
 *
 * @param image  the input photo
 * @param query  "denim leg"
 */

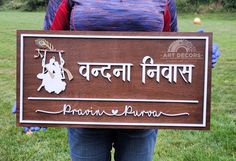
xmin=113 ymin=129 xmax=158 ymax=161
xmin=68 ymin=128 xmax=113 ymax=161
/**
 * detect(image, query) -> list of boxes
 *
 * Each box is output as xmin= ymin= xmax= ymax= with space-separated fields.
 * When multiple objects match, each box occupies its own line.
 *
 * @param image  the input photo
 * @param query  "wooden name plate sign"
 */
xmin=17 ymin=31 xmax=212 ymax=129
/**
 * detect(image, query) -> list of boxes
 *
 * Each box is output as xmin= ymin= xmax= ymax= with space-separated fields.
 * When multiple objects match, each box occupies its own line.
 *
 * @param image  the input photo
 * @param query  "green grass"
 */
xmin=0 ymin=11 xmax=235 ymax=161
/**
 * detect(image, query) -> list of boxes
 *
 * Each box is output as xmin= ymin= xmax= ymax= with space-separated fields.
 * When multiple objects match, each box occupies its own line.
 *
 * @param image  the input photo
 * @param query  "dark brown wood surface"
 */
xmin=16 ymin=30 xmax=212 ymax=129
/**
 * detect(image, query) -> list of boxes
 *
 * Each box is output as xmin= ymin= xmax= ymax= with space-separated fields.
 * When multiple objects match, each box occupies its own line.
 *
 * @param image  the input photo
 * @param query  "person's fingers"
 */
xmin=197 ymin=29 xmax=204 ymax=33
xmin=212 ymin=43 xmax=219 ymax=54
xmin=41 ymin=127 xmax=47 ymax=131
xmin=30 ymin=127 xmax=36 ymax=131
xmin=216 ymin=50 xmax=220 ymax=58
xmin=12 ymin=102 xmax=16 ymax=113
xmin=24 ymin=127 xmax=30 ymax=133
xmin=212 ymin=57 xmax=217 ymax=64
xmin=212 ymin=61 xmax=216 ymax=68
xmin=35 ymin=127 xmax=41 ymax=131
xmin=212 ymin=52 xmax=218 ymax=59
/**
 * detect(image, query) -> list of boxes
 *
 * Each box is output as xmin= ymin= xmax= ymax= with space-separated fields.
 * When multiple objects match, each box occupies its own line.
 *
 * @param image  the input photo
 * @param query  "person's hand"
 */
xmin=12 ymin=102 xmax=16 ymax=113
xmin=24 ymin=127 xmax=47 ymax=133
xmin=212 ymin=43 xmax=220 ymax=68
xmin=12 ymin=102 xmax=47 ymax=133
xmin=197 ymin=29 xmax=220 ymax=68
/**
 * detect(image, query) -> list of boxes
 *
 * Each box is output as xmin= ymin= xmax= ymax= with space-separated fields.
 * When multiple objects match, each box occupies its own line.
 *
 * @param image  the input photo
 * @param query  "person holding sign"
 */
xmin=43 ymin=0 xmax=220 ymax=161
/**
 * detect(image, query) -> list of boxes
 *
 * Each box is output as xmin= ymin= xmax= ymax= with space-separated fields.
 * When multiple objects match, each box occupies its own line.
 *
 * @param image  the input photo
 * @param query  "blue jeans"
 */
xmin=68 ymin=128 xmax=158 ymax=161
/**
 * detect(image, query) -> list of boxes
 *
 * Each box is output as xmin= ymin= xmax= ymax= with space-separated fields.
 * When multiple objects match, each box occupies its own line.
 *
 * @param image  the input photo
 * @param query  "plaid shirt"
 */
xmin=44 ymin=0 xmax=177 ymax=32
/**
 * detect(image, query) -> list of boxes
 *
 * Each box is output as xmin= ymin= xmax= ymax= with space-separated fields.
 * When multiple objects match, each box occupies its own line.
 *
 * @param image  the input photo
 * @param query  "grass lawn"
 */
xmin=0 ymin=11 xmax=235 ymax=161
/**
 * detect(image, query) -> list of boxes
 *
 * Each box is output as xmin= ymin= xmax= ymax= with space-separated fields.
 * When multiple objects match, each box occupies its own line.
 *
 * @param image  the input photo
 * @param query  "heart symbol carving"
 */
xmin=112 ymin=109 xmax=119 ymax=115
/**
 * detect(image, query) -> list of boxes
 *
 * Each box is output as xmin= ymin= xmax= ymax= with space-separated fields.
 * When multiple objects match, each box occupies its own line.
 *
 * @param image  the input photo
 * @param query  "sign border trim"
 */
xmin=19 ymin=33 xmax=209 ymax=127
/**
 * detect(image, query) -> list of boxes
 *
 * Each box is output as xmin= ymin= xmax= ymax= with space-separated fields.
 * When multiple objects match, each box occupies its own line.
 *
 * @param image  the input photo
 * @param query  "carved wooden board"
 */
xmin=17 ymin=31 xmax=212 ymax=129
